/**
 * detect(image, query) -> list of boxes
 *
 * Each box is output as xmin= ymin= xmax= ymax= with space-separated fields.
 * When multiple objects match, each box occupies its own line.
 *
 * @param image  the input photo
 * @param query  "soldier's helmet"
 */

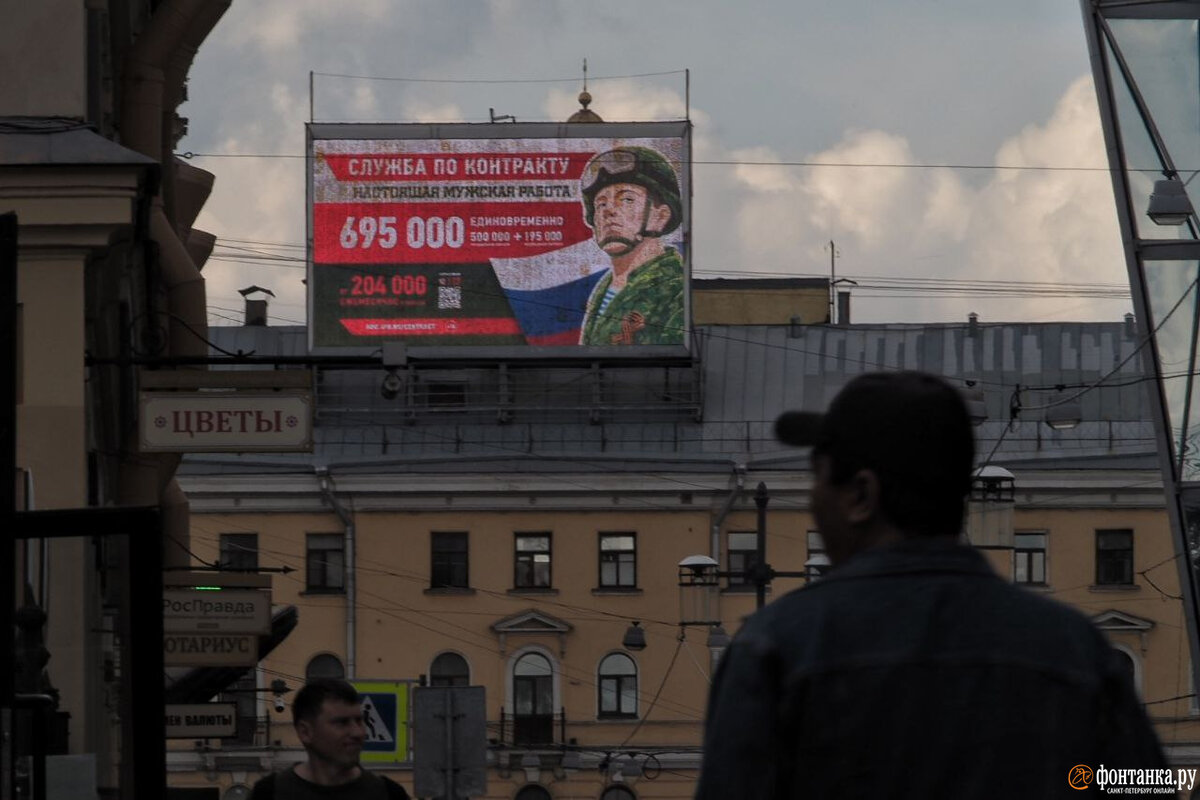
xmin=580 ymin=147 xmax=682 ymax=236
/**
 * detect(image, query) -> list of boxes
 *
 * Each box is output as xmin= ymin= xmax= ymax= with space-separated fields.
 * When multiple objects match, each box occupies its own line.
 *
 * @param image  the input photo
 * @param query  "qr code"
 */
xmin=438 ymin=285 xmax=462 ymax=310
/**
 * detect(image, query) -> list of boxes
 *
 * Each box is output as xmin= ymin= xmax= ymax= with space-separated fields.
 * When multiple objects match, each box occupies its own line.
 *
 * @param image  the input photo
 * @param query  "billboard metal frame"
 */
xmin=306 ymin=121 xmax=693 ymax=361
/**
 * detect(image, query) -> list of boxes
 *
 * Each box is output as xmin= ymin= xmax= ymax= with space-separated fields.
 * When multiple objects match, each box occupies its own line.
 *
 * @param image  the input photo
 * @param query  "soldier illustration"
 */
xmin=578 ymin=146 xmax=685 ymax=346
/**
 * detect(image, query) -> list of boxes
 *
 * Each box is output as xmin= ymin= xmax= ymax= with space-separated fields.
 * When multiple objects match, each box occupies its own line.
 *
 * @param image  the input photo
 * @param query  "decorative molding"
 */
xmin=491 ymin=609 xmax=573 ymax=657
xmin=1093 ymin=609 xmax=1155 ymax=652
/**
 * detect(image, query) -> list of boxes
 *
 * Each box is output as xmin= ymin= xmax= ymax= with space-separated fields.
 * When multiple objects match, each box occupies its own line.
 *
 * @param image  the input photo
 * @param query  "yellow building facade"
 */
xmin=166 ymin=311 xmax=1200 ymax=800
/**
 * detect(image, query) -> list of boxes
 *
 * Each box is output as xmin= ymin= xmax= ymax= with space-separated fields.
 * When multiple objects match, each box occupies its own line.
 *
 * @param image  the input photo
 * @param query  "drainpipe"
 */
xmin=711 ymin=464 xmax=747 ymax=561
xmin=317 ymin=469 xmax=356 ymax=679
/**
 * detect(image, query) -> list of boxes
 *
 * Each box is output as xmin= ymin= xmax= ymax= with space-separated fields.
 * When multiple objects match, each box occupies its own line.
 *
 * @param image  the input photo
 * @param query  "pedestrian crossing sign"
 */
xmin=351 ymin=681 xmax=411 ymax=764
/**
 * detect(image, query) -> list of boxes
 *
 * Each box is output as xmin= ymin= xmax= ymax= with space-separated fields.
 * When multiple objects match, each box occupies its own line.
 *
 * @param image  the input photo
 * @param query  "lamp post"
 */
xmin=677 ymin=483 xmax=808 ymax=628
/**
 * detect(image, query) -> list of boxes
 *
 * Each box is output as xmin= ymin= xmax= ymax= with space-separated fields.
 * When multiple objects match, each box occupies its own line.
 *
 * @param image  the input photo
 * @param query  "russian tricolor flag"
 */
xmin=491 ymin=242 xmax=609 ymax=346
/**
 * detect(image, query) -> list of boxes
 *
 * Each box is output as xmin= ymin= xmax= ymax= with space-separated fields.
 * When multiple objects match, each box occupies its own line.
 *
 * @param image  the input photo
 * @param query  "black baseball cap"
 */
xmin=775 ymin=371 xmax=975 ymax=501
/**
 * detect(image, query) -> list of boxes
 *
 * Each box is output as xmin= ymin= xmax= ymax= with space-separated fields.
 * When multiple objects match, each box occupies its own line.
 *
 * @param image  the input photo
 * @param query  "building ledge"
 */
xmin=0 ymin=119 xmax=155 ymax=167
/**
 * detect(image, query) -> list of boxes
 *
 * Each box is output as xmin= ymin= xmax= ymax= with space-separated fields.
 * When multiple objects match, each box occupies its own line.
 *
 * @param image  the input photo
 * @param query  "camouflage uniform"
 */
xmin=580 ymin=247 xmax=684 ymax=346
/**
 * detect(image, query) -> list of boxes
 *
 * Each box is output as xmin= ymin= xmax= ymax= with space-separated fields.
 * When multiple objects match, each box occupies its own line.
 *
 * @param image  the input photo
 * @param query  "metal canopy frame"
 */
xmin=1081 ymin=0 xmax=1200 ymax=697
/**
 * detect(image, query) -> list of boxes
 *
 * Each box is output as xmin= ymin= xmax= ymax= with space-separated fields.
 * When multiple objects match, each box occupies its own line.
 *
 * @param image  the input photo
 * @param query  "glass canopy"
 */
xmin=1081 ymin=0 xmax=1200 ymax=694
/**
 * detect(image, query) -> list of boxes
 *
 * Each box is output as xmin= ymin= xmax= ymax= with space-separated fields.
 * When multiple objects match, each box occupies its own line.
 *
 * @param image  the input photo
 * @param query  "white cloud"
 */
xmin=689 ymin=74 xmax=1129 ymax=323
xmin=189 ymin=52 xmax=1131 ymax=329
xmin=220 ymin=0 xmax=392 ymax=54
xmin=963 ymin=75 xmax=1126 ymax=319
xmin=401 ymin=100 xmax=467 ymax=124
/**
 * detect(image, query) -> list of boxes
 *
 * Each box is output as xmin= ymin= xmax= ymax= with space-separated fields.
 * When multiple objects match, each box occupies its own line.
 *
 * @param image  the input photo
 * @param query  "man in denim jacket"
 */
xmin=696 ymin=371 xmax=1166 ymax=799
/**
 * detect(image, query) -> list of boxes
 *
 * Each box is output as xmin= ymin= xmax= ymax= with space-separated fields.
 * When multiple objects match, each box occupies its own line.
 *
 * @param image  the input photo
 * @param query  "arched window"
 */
xmin=305 ymin=653 xmax=345 ymax=681
xmin=598 ymin=652 xmax=638 ymax=718
xmin=514 ymin=786 xmax=552 ymax=800
xmin=512 ymin=652 xmax=554 ymax=745
xmin=1112 ymin=646 xmax=1141 ymax=696
xmin=601 ymin=786 xmax=637 ymax=800
xmin=430 ymin=652 xmax=470 ymax=687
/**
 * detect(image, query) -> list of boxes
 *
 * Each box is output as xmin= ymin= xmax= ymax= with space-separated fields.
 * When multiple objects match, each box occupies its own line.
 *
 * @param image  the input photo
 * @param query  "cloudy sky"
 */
xmin=181 ymin=0 xmax=1133 ymax=327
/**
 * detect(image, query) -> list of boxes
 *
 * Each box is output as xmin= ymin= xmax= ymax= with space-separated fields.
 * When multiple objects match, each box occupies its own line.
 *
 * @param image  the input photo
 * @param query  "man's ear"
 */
xmin=295 ymin=719 xmax=313 ymax=746
xmin=845 ymin=469 xmax=881 ymax=525
xmin=644 ymin=201 xmax=672 ymax=235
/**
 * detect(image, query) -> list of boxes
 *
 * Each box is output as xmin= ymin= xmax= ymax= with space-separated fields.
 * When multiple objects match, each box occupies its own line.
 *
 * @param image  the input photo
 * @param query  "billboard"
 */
xmin=308 ymin=122 xmax=691 ymax=356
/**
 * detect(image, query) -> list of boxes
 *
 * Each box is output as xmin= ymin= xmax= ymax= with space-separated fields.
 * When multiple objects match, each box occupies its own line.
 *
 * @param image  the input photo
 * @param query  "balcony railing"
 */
xmin=496 ymin=708 xmax=566 ymax=747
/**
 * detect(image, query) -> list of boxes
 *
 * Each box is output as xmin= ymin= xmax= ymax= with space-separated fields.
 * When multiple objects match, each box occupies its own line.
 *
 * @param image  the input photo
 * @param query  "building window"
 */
xmin=727 ymin=531 xmax=758 ymax=587
xmin=806 ymin=531 xmax=830 ymax=581
xmin=306 ymin=533 xmax=345 ymax=592
xmin=430 ymin=652 xmax=470 ymax=687
xmin=1014 ymin=531 xmax=1047 ymax=585
xmin=512 ymin=652 xmax=554 ymax=745
xmin=598 ymin=653 xmax=638 ymax=718
xmin=219 ymin=533 xmax=258 ymax=571
xmin=1113 ymin=646 xmax=1140 ymax=697
xmin=431 ymin=531 xmax=469 ymax=589
xmin=515 ymin=533 xmax=552 ymax=589
xmin=599 ymin=533 xmax=637 ymax=588
xmin=1096 ymin=529 xmax=1134 ymax=586
xmin=306 ymin=653 xmax=344 ymax=681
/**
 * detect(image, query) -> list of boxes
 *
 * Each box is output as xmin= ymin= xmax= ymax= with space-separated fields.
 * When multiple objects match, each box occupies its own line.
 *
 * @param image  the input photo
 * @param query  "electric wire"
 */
xmin=311 ymin=68 xmax=687 ymax=85
xmin=180 ymin=150 xmax=1123 ymax=175
xmin=618 ymin=633 xmax=686 ymax=747
xmin=190 ymin=524 xmax=709 ymax=718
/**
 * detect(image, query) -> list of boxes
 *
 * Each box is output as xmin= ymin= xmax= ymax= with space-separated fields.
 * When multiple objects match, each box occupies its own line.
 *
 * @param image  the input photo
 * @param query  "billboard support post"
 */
xmin=685 ymin=68 xmax=690 ymax=121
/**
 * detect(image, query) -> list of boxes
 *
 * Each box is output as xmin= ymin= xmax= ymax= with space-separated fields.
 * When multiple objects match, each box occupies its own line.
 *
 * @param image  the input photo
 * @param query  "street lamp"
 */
xmin=960 ymin=385 xmax=988 ymax=426
xmin=677 ymin=555 xmax=720 ymax=627
xmin=1148 ymin=175 xmax=1195 ymax=226
xmin=621 ymin=621 xmax=647 ymax=651
xmin=1044 ymin=399 xmax=1083 ymax=430
xmin=677 ymin=483 xmax=808 ymax=628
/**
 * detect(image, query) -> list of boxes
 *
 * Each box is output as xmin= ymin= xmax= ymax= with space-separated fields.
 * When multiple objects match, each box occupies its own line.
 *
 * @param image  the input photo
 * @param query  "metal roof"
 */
xmin=183 ymin=319 xmax=1157 ymax=474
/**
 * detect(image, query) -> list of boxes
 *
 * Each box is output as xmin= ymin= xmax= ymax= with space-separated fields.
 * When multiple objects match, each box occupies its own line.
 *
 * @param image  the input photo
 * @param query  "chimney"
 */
xmin=238 ymin=285 xmax=275 ymax=327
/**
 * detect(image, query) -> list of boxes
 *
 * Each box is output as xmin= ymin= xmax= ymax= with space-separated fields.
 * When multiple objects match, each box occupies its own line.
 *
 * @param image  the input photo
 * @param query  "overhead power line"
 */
xmin=205 ymin=252 xmax=1130 ymax=303
xmin=311 ymin=68 xmax=687 ymax=85
xmin=179 ymin=150 xmax=1121 ymax=174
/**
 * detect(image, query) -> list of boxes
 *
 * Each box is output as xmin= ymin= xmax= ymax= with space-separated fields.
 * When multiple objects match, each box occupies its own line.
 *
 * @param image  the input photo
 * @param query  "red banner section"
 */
xmin=339 ymin=318 xmax=523 ymax=336
xmin=313 ymin=202 xmax=593 ymax=263
xmin=321 ymin=153 xmax=593 ymax=182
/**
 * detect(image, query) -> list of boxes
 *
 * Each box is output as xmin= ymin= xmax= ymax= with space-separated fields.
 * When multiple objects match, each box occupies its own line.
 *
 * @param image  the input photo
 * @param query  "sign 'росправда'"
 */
xmin=307 ymin=122 xmax=691 ymax=354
